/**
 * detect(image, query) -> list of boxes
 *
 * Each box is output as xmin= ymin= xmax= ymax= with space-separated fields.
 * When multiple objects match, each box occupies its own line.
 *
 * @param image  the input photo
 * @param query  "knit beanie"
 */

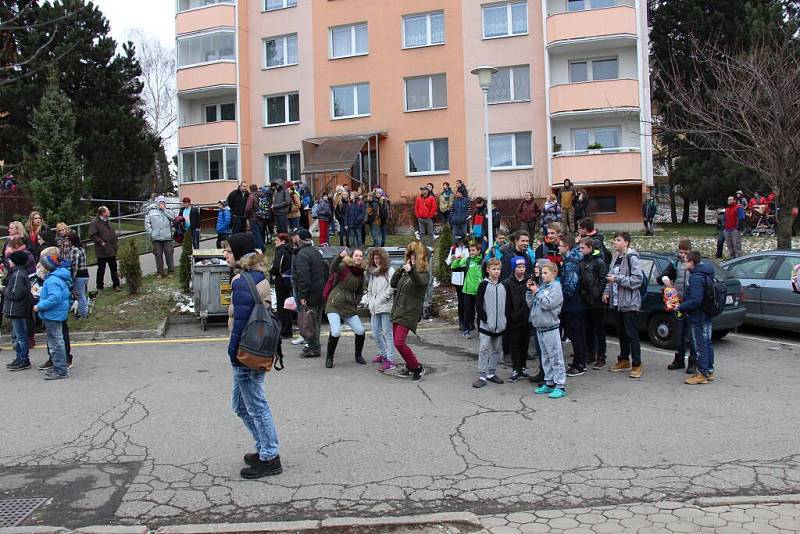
xmin=9 ymin=251 xmax=28 ymax=268
xmin=511 ymin=256 xmax=527 ymax=269
xmin=226 ymin=233 xmax=256 ymax=261
xmin=40 ymin=254 xmax=60 ymax=272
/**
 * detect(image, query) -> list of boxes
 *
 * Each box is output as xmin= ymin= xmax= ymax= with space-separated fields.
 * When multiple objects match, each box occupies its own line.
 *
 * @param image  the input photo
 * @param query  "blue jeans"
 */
xmin=370 ymin=312 xmax=394 ymax=362
xmin=370 ymin=224 xmax=382 ymax=246
xmin=11 ymin=317 xmax=29 ymax=364
xmin=74 ymin=277 xmax=89 ymax=318
xmin=380 ymin=224 xmax=387 ymax=246
xmin=231 ymin=365 xmax=279 ymax=461
xmin=689 ymin=315 xmax=715 ymax=376
xmin=191 ymin=228 xmax=201 ymax=249
xmin=326 ymin=312 xmax=365 ymax=337
xmin=451 ymin=222 xmax=467 ymax=239
xmin=250 ymin=219 xmax=264 ymax=251
xmin=44 ymin=320 xmax=67 ymax=376
xmin=348 ymin=227 xmax=363 ymax=247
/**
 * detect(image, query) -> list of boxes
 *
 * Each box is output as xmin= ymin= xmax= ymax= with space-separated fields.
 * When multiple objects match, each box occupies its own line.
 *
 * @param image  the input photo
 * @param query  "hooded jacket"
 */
xmin=603 ymin=248 xmax=643 ymax=312
xmin=36 ymin=267 xmax=72 ymax=321
xmin=2 ymin=264 xmax=31 ymax=318
xmin=678 ymin=261 xmax=716 ymax=317
xmin=325 ymin=255 xmax=366 ymax=317
xmin=449 ymin=196 xmax=470 ymax=225
xmin=560 ymin=246 xmax=584 ymax=313
xmin=450 ymin=254 xmax=484 ymax=296
xmin=145 ymin=203 xmax=177 ymax=241
xmin=216 ymin=206 xmax=232 ymax=233
xmin=526 ymin=280 xmax=563 ymax=330
xmin=271 ymin=185 xmax=292 ymax=216
xmin=366 ymin=266 xmax=395 ymax=315
xmin=414 ymin=193 xmax=437 ymax=220
xmin=292 ymin=240 xmax=328 ymax=307
xmin=228 ymin=267 xmax=271 ymax=366
xmin=502 ymin=274 xmax=530 ymax=329
xmin=500 ymin=244 xmax=535 ymax=281
xmin=476 ymin=278 xmax=507 ymax=336
xmin=390 ymin=265 xmax=429 ymax=332
xmin=580 ymin=249 xmax=608 ymax=309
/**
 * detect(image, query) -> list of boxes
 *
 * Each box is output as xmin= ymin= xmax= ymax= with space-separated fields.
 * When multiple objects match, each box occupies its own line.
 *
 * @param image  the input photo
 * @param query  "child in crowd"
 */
xmin=450 ymin=241 xmax=483 ymax=339
xmin=445 ymin=237 xmax=470 ymax=332
xmin=365 ymin=248 xmax=396 ymax=373
xmin=67 ymin=231 xmax=89 ymax=318
xmin=503 ymin=256 xmax=532 ymax=382
xmin=216 ymin=200 xmax=232 ymax=249
xmin=527 ymin=262 xmax=566 ymax=399
xmin=473 ymin=258 xmax=507 ymax=388
xmin=3 ymin=251 xmax=32 ymax=371
xmin=33 ymin=254 xmax=72 ymax=380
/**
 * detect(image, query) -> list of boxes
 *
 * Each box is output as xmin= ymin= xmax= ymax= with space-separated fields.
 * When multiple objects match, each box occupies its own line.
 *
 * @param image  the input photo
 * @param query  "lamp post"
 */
xmin=471 ymin=66 xmax=498 ymax=250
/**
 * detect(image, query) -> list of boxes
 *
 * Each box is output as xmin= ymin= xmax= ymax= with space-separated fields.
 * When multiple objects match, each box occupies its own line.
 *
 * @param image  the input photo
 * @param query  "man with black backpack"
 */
xmin=678 ymin=251 xmax=718 ymax=385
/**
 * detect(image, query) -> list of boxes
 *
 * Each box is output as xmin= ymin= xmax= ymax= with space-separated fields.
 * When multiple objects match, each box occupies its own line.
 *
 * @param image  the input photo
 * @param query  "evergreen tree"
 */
xmin=23 ymin=72 xmax=88 ymax=224
xmin=178 ymin=236 xmax=193 ymax=292
xmin=118 ymin=239 xmax=143 ymax=295
xmin=435 ymin=223 xmax=453 ymax=285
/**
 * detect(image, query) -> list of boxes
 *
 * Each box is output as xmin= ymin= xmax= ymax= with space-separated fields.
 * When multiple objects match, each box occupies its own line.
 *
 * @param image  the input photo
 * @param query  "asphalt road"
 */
xmin=1 ymin=321 xmax=799 ymax=530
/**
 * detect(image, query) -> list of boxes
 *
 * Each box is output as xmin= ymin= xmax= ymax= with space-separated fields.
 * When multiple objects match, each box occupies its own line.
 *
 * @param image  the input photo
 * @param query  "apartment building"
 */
xmin=175 ymin=0 xmax=653 ymax=226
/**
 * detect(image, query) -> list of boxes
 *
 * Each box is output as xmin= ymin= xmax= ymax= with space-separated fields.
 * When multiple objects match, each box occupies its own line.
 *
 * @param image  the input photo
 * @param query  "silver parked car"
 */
xmin=720 ymin=250 xmax=800 ymax=332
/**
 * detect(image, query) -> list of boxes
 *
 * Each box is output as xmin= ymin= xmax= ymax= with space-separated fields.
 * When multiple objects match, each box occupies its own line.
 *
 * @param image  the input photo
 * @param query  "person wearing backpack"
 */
xmin=677 ymin=251 xmax=716 ymax=385
xmin=602 ymin=232 xmax=645 ymax=379
xmin=557 ymin=235 xmax=588 ymax=376
xmin=579 ymin=237 xmax=608 ymax=370
xmin=659 ymin=239 xmax=699 ymax=375
xmin=225 ymin=232 xmax=283 ymax=479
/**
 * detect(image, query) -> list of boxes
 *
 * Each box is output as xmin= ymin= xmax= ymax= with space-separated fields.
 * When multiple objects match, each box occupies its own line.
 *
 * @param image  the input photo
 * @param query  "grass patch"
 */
xmin=632 ymin=223 xmax=719 ymax=238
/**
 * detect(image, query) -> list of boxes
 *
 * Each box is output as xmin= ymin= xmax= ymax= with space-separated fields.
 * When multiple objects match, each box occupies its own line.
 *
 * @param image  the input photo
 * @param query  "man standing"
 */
xmin=88 ymin=206 xmax=120 ymax=291
xmin=578 ymin=218 xmax=610 ymax=265
xmin=500 ymin=230 xmax=534 ymax=281
xmin=643 ymin=194 xmax=657 ymax=236
xmin=455 ymin=179 xmax=469 ymax=200
xmin=723 ymin=195 xmax=745 ymax=258
xmin=558 ymin=235 xmax=588 ymax=377
xmin=517 ymin=192 xmax=540 ymax=239
xmin=659 ymin=238 xmax=698 ymax=375
xmin=145 ymin=196 xmax=177 ymax=277
xmin=557 ymin=179 xmax=576 ymax=234
xmin=414 ymin=186 xmax=437 ymax=245
xmin=271 ymin=181 xmax=292 ymax=234
xmin=180 ymin=197 xmax=201 ymax=249
xmin=291 ymin=229 xmax=327 ymax=359
xmin=226 ymin=183 xmax=249 ymax=234
xmin=438 ymin=182 xmax=454 ymax=229
xmin=449 ymin=188 xmax=470 ymax=240
xmin=602 ymin=232 xmax=644 ymax=378
xmin=677 ymin=252 xmax=716 ymax=385
xmin=579 ymin=237 xmax=608 ymax=369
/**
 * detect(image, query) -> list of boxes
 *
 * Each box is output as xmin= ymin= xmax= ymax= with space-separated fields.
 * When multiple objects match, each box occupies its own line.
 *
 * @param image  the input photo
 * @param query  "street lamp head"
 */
xmin=471 ymin=66 xmax=498 ymax=91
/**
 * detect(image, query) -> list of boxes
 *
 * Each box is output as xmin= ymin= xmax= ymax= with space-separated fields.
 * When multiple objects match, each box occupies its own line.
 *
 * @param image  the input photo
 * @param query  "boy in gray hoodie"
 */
xmin=473 ymin=258 xmax=507 ymax=388
xmin=526 ymin=262 xmax=567 ymax=398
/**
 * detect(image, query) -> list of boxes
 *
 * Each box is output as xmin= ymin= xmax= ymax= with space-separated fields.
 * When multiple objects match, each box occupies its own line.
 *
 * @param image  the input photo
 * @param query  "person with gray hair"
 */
xmin=145 ymin=196 xmax=177 ymax=277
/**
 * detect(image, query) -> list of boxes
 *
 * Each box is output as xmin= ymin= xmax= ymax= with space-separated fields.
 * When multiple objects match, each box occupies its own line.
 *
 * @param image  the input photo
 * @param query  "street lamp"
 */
xmin=471 ymin=66 xmax=498 ymax=250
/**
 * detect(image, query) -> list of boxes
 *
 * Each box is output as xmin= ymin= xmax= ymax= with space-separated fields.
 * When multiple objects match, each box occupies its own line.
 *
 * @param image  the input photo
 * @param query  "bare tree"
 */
xmin=655 ymin=37 xmax=800 ymax=249
xmin=129 ymin=29 xmax=176 ymax=141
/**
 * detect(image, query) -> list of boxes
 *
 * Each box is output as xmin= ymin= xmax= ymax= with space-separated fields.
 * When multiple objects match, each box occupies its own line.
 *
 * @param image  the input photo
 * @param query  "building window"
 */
xmin=264 ymin=0 xmax=296 ymax=11
xmin=488 ymin=65 xmax=530 ymax=103
xmin=572 ymin=126 xmax=622 ymax=150
xmin=483 ymin=2 xmax=528 ymax=39
xmin=331 ymin=83 xmax=370 ymax=119
xmin=267 ymin=152 xmax=301 ymax=183
xmin=329 ymin=23 xmax=368 ymax=59
xmin=264 ymin=34 xmax=298 ymax=68
xmin=403 ymin=11 xmax=445 ymax=48
xmin=587 ymin=196 xmax=617 ymax=214
xmin=177 ymin=0 xmax=234 ymax=13
xmin=205 ymin=102 xmax=236 ymax=123
xmin=180 ymin=146 xmax=238 ymax=183
xmin=265 ymin=93 xmax=299 ymax=126
xmin=177 ymin=31 xmax=235 ymax=68
xmin=407 ymin=139 xmax=449 ymax=175
xmin=568 ymin=57 xmax=619 ymax=83
xmin=489 ymin=132 xmax=532 ymax=169
xmin=568 ymin=0 xmax=616 ymax=12
xmin=405 ymin=74 xmax=447 ymax=111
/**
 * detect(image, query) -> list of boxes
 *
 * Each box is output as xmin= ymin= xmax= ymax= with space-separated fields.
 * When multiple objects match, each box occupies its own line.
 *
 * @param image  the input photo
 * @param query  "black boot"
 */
xmin=667 ymin=354 xmax=685 ymax=370
xmin=326 ymin=335 xmax=339 ymax=368
xmin=354 ymin=334 xmax=366 ymax=364
xmin=686 ymin=355 xmax=697 ymax=375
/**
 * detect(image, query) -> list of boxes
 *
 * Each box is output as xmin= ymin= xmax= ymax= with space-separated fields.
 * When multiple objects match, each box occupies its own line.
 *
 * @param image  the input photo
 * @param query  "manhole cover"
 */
xmin=0 ymin=498 xmax=49 ymax=527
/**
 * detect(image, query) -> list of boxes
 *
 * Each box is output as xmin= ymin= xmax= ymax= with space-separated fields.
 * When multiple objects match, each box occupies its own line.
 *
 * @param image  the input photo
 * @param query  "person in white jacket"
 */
xmin=144 ymin=196 xmax=177 ymax=277
xmin=365 ymin=248 xmax=396 ymax=373
xmin=446 ymin=237 xmax=471 ymax=332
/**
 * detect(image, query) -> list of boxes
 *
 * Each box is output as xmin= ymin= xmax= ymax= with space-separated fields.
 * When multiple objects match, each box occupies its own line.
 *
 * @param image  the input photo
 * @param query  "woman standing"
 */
xmin=269 ymin=233 xmax=294 ymax=339
xmin=67 ymin=231 xmax=90 ymax=319
xmin=541 ymin=194 xmax=561 ymax=236
xmin=324 ymin=249 xmax=367 ymax=369
xmin=445 ymin=237 xmax=470 ymax=333
xmin=365 ymin=248 xmax=396 ymax=373
xmin=313 ymin=192 xmax=333 ymax=246
xmin=574 ymin=188 xmax=589 ymax=223
xmin=25 ymin=211 xmax=47 ymax=261
xmin=55 ymin=223 xmax=71 ymax=258
xmin=3 ymin=222 xmax=29 ymax=266
xmin=390 ymin=241 xmax=429 ymax=382
xmin=333 ymin=187 xmax=349 ymax=247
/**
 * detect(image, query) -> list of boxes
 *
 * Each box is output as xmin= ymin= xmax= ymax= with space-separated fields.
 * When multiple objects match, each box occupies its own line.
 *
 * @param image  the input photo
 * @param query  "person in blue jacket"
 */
xmin=557 ymin=235 xmax=588 ymax=376
xmin=216 ymin=200 xmax=232 ymax=248
xmin=345 ymin=193 xmax=367 ymax=247
xmin=449 ymin=189 xmax=471 ymax=240
xmin=33 ymin=254 xmax=72 ymax=380
xmin=677 ymin=251 xmax=716 ymax=385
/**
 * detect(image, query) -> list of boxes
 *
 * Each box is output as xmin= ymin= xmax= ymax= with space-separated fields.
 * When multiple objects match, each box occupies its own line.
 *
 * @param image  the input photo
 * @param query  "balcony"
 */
xmin=177 ymin=63 xmax=237 ymax=93
xmin=552 ymin=150 xmax=641 ymax=185
xmin=550 ymin=79 xmax=639 ymax=114
xmin=176 ymin=4 xmax=235 ymax=35
xmin=178 ymin=121 xmax=238 ymax=149
xmin=547 ymin=6 xmax=637 ymax=45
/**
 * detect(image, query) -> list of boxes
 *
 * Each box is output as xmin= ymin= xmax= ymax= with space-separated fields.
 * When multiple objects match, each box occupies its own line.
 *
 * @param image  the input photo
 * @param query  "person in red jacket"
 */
xmin=414 ymin=186 xmax=438 ymax=245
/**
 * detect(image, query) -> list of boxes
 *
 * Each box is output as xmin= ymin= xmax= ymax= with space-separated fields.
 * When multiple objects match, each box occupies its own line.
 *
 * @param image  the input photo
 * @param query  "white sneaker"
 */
xmin=291 ymin=336 xmax=305 ymax=345
xmin=414 ymin=230 xmax=420 ymax=240
xmin=433 ymin=233 xmax=439 ymax=240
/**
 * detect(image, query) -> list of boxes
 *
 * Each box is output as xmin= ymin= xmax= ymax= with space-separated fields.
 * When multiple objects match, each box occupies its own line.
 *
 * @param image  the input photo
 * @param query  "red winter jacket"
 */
xmin=415 ymin=194 xmax=437 ymax=220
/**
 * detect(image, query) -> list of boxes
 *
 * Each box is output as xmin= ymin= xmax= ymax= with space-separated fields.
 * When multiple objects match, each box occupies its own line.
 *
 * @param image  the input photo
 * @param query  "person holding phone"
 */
xmin=526 ymin=262 xmax=567 ymax=399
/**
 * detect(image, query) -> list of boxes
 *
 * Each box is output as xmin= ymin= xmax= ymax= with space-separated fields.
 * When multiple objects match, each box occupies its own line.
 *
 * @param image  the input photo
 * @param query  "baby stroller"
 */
xmin=747 ymin=207 xmax=777 ymax=237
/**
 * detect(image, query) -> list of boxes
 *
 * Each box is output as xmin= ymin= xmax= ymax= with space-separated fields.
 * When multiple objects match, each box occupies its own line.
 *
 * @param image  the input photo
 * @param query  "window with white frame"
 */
xmin=567 ymin=0 xmax=616 ymax=12
xmin=180 ymin=146 xmax=238 ymax=183
xmin=331 ymin=83 xmax=370 ymax=118
xmin=329 ymin=23 xmax=368 ymax=59
xmin=264 ymin=0 xmax=296 ymax=11
xmin=266 ymin=152 xmax=301 ymax=183
xmin=265 ymin=93 xmax=299 ymax=126
xmin=407 ymin=139 xmax=449 ymax=175
xmin=568 ymin=57 xmax=619 ymax=83
xmin=483 ymin=2 xmax=528 ymax=39
xmin=264 ymin=34 xmax=298 ymax=68
xmin=405 ymin=74 xmax=447 ymax=111
xmin=489 ymin=132 xmax=532 ymax=169
xmin=572 ymin=126 xmax=622 ymax=150
xmin=178 ymin=0 xmax=234 ymax=13
xmin=488 ymin=65 xmax=530 ymax=103
xmin=403 ymin=11 xmax=445 ymax=48
xmin=177 ymin=31 xmax=235 ymax=68
xmin=205 ymin=102 xmax=236 ymax=123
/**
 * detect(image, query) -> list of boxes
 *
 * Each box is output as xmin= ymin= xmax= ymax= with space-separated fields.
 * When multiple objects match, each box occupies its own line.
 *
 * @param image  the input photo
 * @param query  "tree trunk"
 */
xmin=697 ymin=199 xmax=706 ymax=225
xmin=776 ymin=193 xmax=799 ymax=250
xmin=681 ymin=196 xmax=690 ymax=224
xmin=669 ymin=184 xmax=678 ymax=223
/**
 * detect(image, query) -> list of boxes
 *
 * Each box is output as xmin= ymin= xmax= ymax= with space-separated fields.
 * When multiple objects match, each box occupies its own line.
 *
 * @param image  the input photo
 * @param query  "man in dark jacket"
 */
xmin=180 ymin=197 xmax=201 ymax=249
xmin=517 ymin=192 xmax=541 ymax=239
xmin=3 ymin=251 xmax=32 ymax=370
xmin=226 ymin=183 xmax=249 ymax=234
xmin=579 ymin=237 xmax=608 ymax=369
xmin=503 ymin=256 xmax=532 ymax=382
xmin=578 ymin=218 xmax=610 ymax=265
xmin=291 ymin=229 xmax=327 ymax=358
xmin=500 ymin=230 xmax=535 ymax=281
xmin=677 ymin=252 xmax=716 ymax=385
xmin=455 ymin=179 xmax=469 ymax=200
xmin=271 ymin=181 xmax=292 ymax=234
xmin=88 ymin=206 xmax=120 ymax=291
xmin=658 ymin=238 xmax=698 ymax=375
xmin=558 ymin=235 xmax=588 ymax=376
xmin=449 ymin=189 xmax=470 ymax=239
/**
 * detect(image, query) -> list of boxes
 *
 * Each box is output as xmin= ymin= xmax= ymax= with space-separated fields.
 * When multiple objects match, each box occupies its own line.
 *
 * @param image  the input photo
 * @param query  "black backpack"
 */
xmin=626 ymin=253 xmax=648 ymax=299
xmin=701 ymin=272 xmax=727 ymax=317
xmin=235 ymin=272 xmax=284 ymax=372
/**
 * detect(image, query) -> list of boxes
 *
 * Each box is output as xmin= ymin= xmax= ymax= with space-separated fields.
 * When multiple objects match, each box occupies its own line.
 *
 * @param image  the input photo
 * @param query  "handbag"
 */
xmin=297 ymin=305 xmax=316 ymax=340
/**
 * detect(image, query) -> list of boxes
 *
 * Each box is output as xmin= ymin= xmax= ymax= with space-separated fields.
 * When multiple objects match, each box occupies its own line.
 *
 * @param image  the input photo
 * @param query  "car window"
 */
xmin=727 ymin=257 xmax=776 ymax=280
xmin=773 ymin=255 xmax=800 ymax=280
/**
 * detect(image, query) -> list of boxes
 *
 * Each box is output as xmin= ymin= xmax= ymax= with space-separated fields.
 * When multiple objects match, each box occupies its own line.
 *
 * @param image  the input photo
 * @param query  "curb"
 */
xmin=692 ymin=493 xmax=800 ymax=507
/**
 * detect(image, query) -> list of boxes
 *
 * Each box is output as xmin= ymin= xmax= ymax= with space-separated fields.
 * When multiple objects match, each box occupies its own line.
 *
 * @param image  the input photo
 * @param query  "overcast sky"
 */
xmin=93 ymin=0 xmax=176 ymax=49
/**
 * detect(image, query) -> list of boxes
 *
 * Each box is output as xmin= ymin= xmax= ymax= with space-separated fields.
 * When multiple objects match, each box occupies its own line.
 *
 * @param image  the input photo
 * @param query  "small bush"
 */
xmin=178 ymin=236 xmax=193 ymax=292
xmin=118 ymin=239 xmax=143 ymax=295
xmin=435 ymin=223 xmax=453 ymax=285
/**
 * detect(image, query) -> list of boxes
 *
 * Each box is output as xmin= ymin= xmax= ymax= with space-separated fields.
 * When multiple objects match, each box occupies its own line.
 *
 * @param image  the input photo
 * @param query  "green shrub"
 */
xmin=178 ymin=236 xmax=193 ymax=292
xmin=435 ymin=223 xmax=453 ymax=285
xmin=118 ymin=239 xmax=143 ymax=295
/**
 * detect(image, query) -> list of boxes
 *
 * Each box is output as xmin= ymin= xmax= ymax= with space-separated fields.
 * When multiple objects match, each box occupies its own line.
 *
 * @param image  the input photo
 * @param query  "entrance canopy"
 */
xmin=301 ymin=132 xmax=386 ymax=175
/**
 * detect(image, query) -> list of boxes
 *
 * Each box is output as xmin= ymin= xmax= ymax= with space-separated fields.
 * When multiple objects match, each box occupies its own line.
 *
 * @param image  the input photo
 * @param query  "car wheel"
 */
xmin=712 ymin=328 xmax=730 ymax=340
xmin=647 ymin=313 xmax=676 ymax=349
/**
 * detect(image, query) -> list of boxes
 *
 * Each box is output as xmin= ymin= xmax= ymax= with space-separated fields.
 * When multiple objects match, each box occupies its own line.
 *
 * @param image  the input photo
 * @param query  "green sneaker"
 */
xmin=535 ymin=385 xmax=554 ymax=395
xmin=548 ymin=388 xmax=567 ymax=399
